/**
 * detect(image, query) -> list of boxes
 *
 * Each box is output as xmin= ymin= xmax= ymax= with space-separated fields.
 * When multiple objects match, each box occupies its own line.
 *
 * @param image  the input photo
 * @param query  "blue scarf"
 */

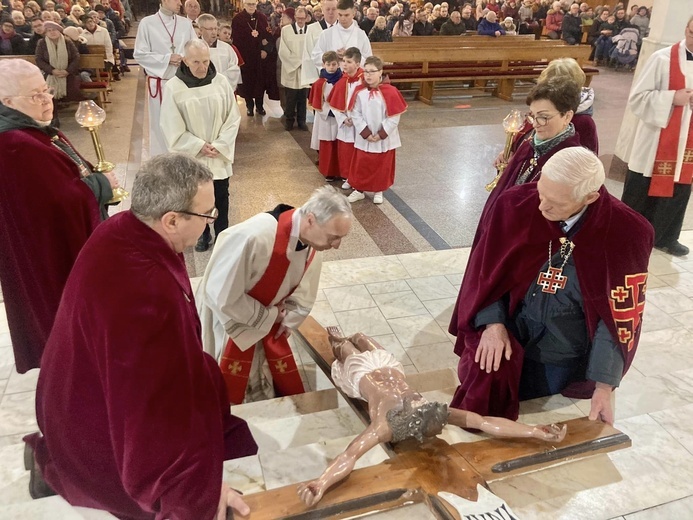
xmin=320 ymin=67 xmax=343 ymax=85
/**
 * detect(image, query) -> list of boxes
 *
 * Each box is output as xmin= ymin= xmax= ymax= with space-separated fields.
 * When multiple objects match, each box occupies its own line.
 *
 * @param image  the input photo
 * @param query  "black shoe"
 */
xmin=246 ymin=108 xmax=254 ymax=116
xmin=195 ymin=235 xmax=211 ymax=252
xmin=23 ymin=437 xmax=56 ymax=500
xmin=325 ymin=176 xmax=338 ymax=182
xmin=256 ymin=107 xmax=266 ymax=116
xmin=297 ymin=123 xmax=309 ymax=131
xmin=122 ymin=65 xmax=131 ymax=72
xmin=283 ymin=119 xmax=294 ymax=131
xmin=656 ymin=242 xmax=689 ymax=257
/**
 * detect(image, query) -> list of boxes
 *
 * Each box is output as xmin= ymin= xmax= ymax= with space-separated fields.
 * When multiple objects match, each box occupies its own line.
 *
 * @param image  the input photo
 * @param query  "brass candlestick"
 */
xmin=485 ymin=109 xmax=526 ymax=192
xmin=75 ymin=101 xmax=129 ymax=203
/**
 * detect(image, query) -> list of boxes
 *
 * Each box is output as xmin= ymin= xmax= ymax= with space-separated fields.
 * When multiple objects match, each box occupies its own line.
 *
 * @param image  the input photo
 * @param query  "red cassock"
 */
xmin=449 ymin=185 xmax=654 ymax=420
xmin=29 ymin=211 xmax=257 ymax=520
xmin=0 ymin=126 xmax=101 ymax=374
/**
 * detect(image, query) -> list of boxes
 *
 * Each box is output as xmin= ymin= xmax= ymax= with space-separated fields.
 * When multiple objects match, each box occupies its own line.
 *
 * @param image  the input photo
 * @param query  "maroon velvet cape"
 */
xmin=31 ymin=211 xmax=257 ymax=520
xmin=449 ymin=184 xmax=654 ymax=420
xmin=0 ymin=127 xmax=101 ymax=373
xmin=232 ymin=10 xmax=278 ymax=99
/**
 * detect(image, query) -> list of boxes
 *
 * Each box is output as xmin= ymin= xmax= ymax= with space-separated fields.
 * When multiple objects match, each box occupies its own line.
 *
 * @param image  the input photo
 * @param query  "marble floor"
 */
xmin=3 ymin=35 xmax=693 ymax=519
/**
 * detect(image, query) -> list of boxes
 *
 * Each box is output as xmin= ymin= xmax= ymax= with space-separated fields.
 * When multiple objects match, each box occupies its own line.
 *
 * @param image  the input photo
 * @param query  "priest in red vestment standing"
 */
xmin=449 ymin=148 xmax=654 ymax=424
xmin=25 ymin=154 xmax=257 ymax=520
xmin=197 ymin=186 xmax=353 ymax=405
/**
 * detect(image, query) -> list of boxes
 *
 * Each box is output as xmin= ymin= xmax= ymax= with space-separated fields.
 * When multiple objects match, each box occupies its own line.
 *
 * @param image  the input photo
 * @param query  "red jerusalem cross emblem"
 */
xmin=537 ymin=267 xmax=568 ymax=294
xmin=608 ymin=273 xmax=648 ymax=352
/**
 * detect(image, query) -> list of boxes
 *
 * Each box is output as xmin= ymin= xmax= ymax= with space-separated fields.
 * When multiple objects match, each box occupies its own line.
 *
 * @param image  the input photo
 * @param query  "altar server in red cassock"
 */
xmin=449 ymin=148 xmax=653 ymax=425
xmin=198 ymin=186 xmax=353 ymax=404
xmin=25 ymin=154 xmax=256 ymax=520
xmin=309 ymin=50 xmax=342 ymax=180
xmin=327 ymin=46 xmax=363 ymax=186
xmin=344 ymin=55 xmax=407 ymax=204
xmin=621 ymin=17 xmax=693 ymax=257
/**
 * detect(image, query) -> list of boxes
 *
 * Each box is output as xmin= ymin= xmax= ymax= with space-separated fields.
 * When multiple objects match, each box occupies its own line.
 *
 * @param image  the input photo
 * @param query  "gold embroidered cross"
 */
xmin=275 ymin=359 xmax=288 ymax=373
xmin=229 ymin=361 xmax=242 ymax=375
xmin=657 ymin=162 xmax=674 ymax=176
xmin=684 ymin=149 xmax=693 ymax=163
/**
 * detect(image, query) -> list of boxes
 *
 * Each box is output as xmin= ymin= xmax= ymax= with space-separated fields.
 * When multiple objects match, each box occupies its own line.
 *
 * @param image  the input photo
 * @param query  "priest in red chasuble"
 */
xmin=621 ymin=16 xmax=693 ymax=257
xmin=198 ymin=186 xmax=353 ymax=405
xmin=25 ymin=154 xmax=256 ymax=520
xmin=450 ymin=148 xmax=654 ymax=424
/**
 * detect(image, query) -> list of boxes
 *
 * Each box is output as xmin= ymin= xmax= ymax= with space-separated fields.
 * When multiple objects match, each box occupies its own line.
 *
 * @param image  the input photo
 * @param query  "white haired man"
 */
xmin=449 ymin=147 xmax=654 ymax=426
xmin=301 ymin=0 xmax=338 ymax=86
xmin=160 ymin=39 xmax=240 ymax=252
xmin=134 ymin=0 xmax=196 ymax=156
xmin=197 ymin=13 xmax=241 ymax=89
xmin=197 ymin=186 xmax=353 ymax=404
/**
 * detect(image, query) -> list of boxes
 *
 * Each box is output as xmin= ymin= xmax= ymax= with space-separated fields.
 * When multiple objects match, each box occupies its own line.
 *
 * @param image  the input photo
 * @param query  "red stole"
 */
xmin=219 ymin=210 xmax=313 ymax=404
xmin=309 ymin=77 xmax=328 ymax=110
xmin=327 ymin=68 xmax=364 ymax=112
xmin=650 ymin=42 xmax=693 ymax=197
xmin=348 ymin=81 xmax=408 ymax=117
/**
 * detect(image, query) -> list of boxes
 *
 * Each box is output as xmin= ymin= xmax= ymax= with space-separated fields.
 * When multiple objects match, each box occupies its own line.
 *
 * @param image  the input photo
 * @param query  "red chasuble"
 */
xmin=30 ymin=212 xmax=256 ymax=520
xmin=649 ymin=42 xmax=693 ymax=197
xmin=220 ymin=209 xmax=313 ymax=405
xmin=449 ymin=185 xmax=654 ymax=420
xmin=0 ymin=126 xmax=101 ymax=373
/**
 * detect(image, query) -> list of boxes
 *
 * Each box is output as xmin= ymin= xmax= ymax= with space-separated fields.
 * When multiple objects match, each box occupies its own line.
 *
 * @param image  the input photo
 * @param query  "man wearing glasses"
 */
xmin=197 ymin=186 xmax=353 ymax=405
xmin=198 ymin=13 xmax=241 ymax=89
xmin=26 ymin=153 xmax=257 ymax=520
xmin=160 ymin=38 xmax=241 ymax=252
xmin=0 ymin=59 xmax=117 ymax=374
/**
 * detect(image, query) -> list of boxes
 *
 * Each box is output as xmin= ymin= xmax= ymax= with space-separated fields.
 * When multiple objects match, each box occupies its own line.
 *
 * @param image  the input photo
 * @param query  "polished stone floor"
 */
xmin=2 ymin=49 xmax=693 ymax=519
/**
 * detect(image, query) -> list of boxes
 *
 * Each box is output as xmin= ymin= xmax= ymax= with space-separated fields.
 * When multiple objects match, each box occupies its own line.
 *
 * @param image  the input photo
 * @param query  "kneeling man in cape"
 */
xmin=450 ymin=147 xmax=654 ymax=423
xmin=297 ymin=327 xmax=567 ymax=507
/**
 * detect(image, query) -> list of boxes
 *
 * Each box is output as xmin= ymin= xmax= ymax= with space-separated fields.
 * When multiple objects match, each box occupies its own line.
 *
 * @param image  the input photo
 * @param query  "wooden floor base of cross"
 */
xmin=240 ymin=318 xmax=631 ymax=519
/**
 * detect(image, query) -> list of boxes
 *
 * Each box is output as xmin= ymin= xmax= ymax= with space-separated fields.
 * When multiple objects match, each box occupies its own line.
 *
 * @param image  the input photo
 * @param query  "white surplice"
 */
xmin=278 ymin=23 xmax=307 ymax=89
xmin=310 ymin=82 xmax=338 ymax=151
xmin=334 ymin=80 xmax=360 ymax=143
xmin=196 ymin=210 xmax=322 ymax=361
xmin=134 ymin=10 xmax=196 ymax=157
xmin=160 ymin=73 xmax=240 ymax=180
xmin=351 ymin=88 xmax=402 ymax=153
xmin=628 ymin=40 xmax=693 ymax=180
xmin=209 ymin=39 xmax=241 ymax=90
xmin=301 ymin=20 xmax=331 ymax=87
xmin=311 ymin=22 xmax=372 ymax=72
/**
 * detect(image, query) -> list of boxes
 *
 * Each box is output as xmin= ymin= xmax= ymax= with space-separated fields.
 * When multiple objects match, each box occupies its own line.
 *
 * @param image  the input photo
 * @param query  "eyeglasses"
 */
xmin=178 ymin=207 xmax=219 ymax=222
xmin=9 ymin=87 xmax=55 ymax=104
xmin=363 ymin=69 xmax=381 ymax=74
xmin=526 ymin=112 xmax=559 ymax=127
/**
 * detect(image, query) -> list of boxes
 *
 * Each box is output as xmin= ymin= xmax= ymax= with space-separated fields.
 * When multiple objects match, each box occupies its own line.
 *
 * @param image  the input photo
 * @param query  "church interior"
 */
xmin=2 ymin=0 xmax=693 ymax=518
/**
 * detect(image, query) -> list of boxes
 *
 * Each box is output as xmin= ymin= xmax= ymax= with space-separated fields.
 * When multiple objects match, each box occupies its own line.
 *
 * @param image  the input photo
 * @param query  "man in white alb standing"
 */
xmin=301 ymin=0 xmax=338 ymax=87
xmin=134 ymin=0 xmax=196 ymax=157
xmin=198 ymin=13 xmax=241 ymax=90
xmin=311 ymin=0 xmax=372 ymax=72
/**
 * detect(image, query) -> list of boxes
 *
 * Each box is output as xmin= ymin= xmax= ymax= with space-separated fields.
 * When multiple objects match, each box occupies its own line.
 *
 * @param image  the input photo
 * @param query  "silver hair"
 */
xmin=542 ymin=147 xmax=604 ymax=201
xmin=0 ymin=59 xmax=42 ymax=98
xmin=183 ymin=37 xmax=209 ymax=56
xmin=386 ymin=398 xmax=448 ymax=443
xmin=197 ymin=13 xmax=216 ymax=25
xmin=131 ymin=153 xmax=213 ymax=222
xmin=298 ymin=186 xmax=352 ymax=224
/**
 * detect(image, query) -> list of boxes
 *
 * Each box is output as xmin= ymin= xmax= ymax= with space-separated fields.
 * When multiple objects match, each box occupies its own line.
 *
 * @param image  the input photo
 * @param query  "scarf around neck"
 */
xmin=45 ymin=35 xmax=68 ymax=100
xmin=320 ymin=67 xmax=342 ymax=84
xmin=175 ymin=61 xmax=217 ymax=88
xmin=531 ymin=123 xmax=575 ymax=155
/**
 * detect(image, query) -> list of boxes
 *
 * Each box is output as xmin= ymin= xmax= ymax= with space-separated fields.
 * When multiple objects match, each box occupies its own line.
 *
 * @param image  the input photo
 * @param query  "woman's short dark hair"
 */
xmin=526 ymin=76 xmax=580 ymax=114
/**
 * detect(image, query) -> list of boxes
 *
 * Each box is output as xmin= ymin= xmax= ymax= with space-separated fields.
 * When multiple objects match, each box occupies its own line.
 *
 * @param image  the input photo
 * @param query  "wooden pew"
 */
xmin=370 ymin=41 xmax=597 ymax=104
xmin=393 ymin=33 xmax=537 ymax=43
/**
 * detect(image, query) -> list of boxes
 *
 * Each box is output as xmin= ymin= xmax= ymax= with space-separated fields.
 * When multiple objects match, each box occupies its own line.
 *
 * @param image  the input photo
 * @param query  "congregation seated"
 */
xmin=25 ymin=16 xmax=44 ymax=54
xmin=0 ymin=15 xmax=26 ymax=54
xmin=501 ymin=15 xmax=516 ymax=35
xmin=561 ymin=2 xmax=582 ymax=45
xmin=368 ymin=15 xmax=392 ymax=42
xmin=477 ymin=10 xmax=505 ymax=37
xmin=11 ymin=10 xmax=31 ymax=37
xmin=439 ymin=10 xmax=465 ymax=36
xmin=412 ymin=8 xmax=433 ymax=35
xmin=392 ymin=10 xmax=414 ymax=37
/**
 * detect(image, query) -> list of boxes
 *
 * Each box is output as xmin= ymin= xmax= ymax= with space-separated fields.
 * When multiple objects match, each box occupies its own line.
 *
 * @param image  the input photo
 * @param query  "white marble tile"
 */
xmin=645 ymin=274 xmax=668 ymax=289
xmin=0 ymin=392 xmax=37 ymax=437
xmin=423 ymin=297 xmax=457 ymax=327
xmin=388 ymin=315 xmax=449 ymax=348
xmin=445 ymin=273 xmax=464 ymax=286
xmin=370 ymin=334 xmax=413 ymax=366
xmin=318 ymin=256 xmax=409 ymax=289
xmin=650 ymin=402 xmax=693 ymax=456
xmin=491 ymin=414 xmax=693 ymax=519
xmin=309 ymin=300 xmax=339 ymax=328
xmin=402 ymin=364 xmax=418 ymax=375
xmin=0 ymin=347 xmax=13 ymax=380
xmin=0 ymin=332 xmax=11 ymax=348
xmin=644 ymin=287 xmax=693 ymax=314
xmin=405 ymin=368 xmax=459 ymax=392
xmin=259 ymin=435 xmax=389 ymax=490
xmin=335 ymin=307 xmax=393 ymax=336
xmin=624 ymin=495 xmax=693 ymax=519
xmin=365 ymin=280 xmax=411 ymax=295
xmin=371 ymin=291 xmax=429 ymax=319
xmin=672 ymin=310 xmax=693 ymax=331
xmin=518 ymin=394 xmax=586 ymax=426
xmin=302 ymin=364 xmax=338 ymax=393
xmin=642 ymin=303 xmax=685 ymax=333
xmin=5 ymin=369 xmax=39 ymax=395
xmin=659 ymin=271 xmax=693 ymax=297
xmin=0 ymin=496 xmax=117 ymax=519
xmin=648 ymin=254 xmax=688 ymax=276
xmin=631 ymin=327 xmax=693 ymax=377
xmin=189 ymin=276 xmax=202 ymax=294
xmin=222 ymin=454 xmax=265 ymax=495
xmin=397 ymin=249 xmax=471 ymax=278
xmin=405 ymin=343 xmax=459 ymax=373
xmin=405 ymin=275 xmax=458 ymax=301
xmin=0 ymin=442 xmax=30 ymax=506
xmin=314 ymin=289 xmax=327 ymax=302
xmin=323 ymin=285 xmax=377 ymax=312
xmin=232 ymin=389 xmax=344 ymax=424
